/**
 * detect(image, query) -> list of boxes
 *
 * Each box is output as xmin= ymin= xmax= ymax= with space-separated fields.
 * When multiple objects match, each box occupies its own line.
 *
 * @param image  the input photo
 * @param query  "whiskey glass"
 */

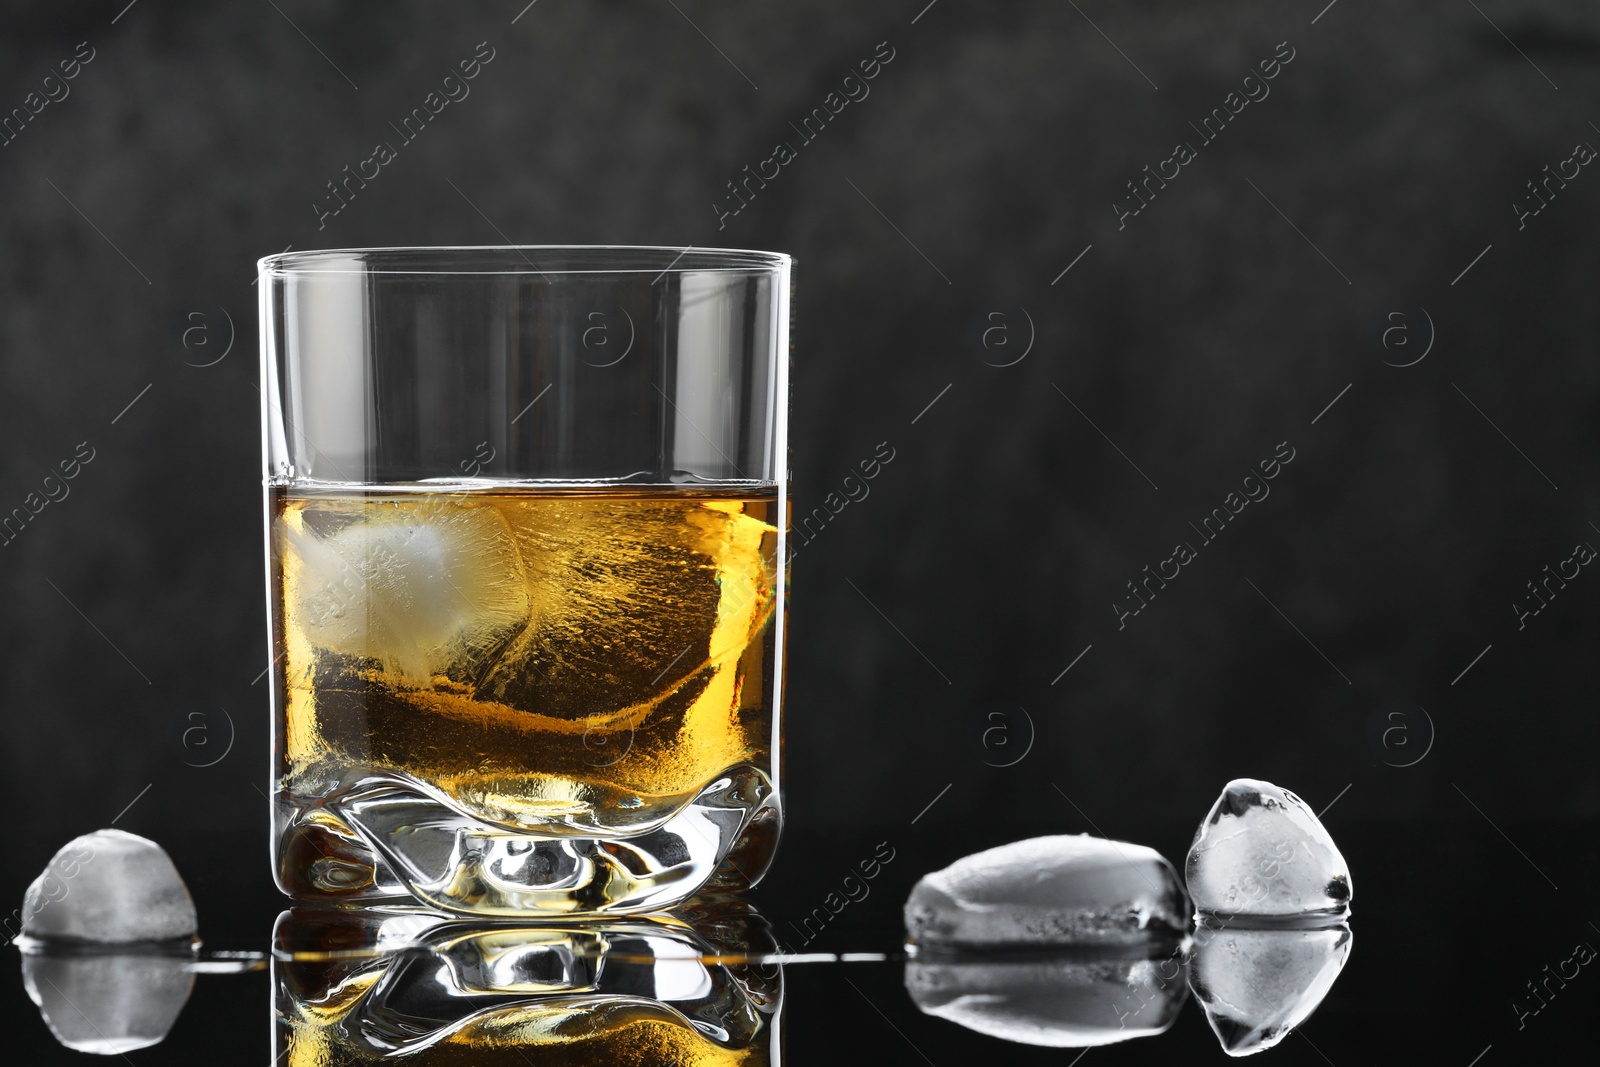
xmin=259 ymin=246 xmax=791 ymax=915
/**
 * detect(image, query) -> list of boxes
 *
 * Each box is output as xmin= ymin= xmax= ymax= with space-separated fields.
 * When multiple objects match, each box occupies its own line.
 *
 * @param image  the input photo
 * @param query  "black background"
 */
xmin=1 ymin=0 xmax=1596 ymax=1062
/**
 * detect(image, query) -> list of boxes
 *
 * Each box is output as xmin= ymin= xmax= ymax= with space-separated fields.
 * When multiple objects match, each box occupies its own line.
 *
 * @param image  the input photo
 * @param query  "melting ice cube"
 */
xmin=284 ymin=503 xmax=529 ymax=684
xmin=1185 ymin=779 xmax=1351 ymax=921
xmin=904 ymin=835 xmax=1190 ymax=950
xmin=17 ymin=830 xmax=198 ymax=1055
xmin=1188 ymin=925 xmax=1352 ymax=1056
xmin=903 ymin=835 xmax=1189 ymax=1048
xmin=21 ymin=829 xmax=197 ymax=943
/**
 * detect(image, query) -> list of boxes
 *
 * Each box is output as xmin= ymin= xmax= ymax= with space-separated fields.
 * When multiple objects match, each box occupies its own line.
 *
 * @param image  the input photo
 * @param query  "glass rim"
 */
xmin=258 ymin=244 xmax=793 ymax=277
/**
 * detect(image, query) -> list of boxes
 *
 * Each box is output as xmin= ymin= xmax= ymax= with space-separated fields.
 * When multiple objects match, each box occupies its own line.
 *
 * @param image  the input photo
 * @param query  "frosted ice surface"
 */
xmin=22 ymin=954 xmax=193 ymax=1055
xmin=1185 ymin=779 xmax=1351 ymax=920
xmin=286 ymin=504 xmax=529 ymax=683
xmin=906 ymin=951 xmax=1188 ymax=1047
xmin=904 ymin=835 xmax=1189 ymax=949
xmin=21 ymin=830 xmax=197 ymax=943
xmin=1188 ymin=925 xmax=1352 ymax=1056
xmin=18 ymin=831 xmax=197 ymax=1055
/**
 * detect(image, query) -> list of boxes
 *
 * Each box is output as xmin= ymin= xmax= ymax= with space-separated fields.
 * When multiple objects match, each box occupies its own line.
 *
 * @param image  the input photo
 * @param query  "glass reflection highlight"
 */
xmin=272 ymin=901 xmax=781 ymax=1065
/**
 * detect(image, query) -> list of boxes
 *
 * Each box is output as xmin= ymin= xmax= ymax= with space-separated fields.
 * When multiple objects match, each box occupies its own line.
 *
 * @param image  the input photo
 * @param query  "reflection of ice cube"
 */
xmin=286 ymin=504 xmax=529 ymax=683
xmin=1186 ymin=779 xmax=1352 ymax=920
xmin=904 ymin=835 xmax=1190 ymax=950
xmin=1188 ymin=925 xmax=1352 ymax=1056
xmin=22 ymin=954 xmax=193 ymax=1055
xmin=906 ymin=950 xmax=1188 ymax=1047
xmin=22 ymin=830 xmax=197 ymax=944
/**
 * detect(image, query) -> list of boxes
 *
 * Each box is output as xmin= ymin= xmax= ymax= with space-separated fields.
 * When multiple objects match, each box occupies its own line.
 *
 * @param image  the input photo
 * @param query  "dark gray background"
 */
xmin=1 ymin=0 xmax=1596 ymax=1062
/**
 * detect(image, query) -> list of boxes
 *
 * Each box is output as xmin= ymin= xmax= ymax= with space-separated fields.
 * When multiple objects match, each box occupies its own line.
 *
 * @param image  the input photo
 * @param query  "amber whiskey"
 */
xmin=269 ymin=486 xmax=784 ymax=909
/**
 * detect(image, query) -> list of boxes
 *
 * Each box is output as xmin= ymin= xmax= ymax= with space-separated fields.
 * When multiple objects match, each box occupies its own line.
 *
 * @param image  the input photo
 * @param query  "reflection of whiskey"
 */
xmin=274 ymin=906 xmax=781 ymax=1066
xmin=269 ymin=486 xmax=784 ymax=905
xmin=282 ymin=1000 xmax=775 ymax=1067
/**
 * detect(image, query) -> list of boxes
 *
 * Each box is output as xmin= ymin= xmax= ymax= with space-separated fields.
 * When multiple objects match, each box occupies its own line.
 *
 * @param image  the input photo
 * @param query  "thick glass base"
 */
xmin=274 ymin=766 xmax=779 ymax=915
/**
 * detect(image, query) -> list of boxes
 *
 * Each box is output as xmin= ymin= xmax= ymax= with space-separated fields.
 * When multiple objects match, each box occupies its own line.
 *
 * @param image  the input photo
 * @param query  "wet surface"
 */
xmin=5 ymin=822 xmax=1594 ymax=1063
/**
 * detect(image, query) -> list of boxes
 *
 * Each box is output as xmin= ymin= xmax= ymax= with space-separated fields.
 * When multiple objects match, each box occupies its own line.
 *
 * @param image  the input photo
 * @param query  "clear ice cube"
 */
xmin=904 ymin=835 xmax=1190 ymax=950
xmin=285 ymin=502 xmax=529 ymax=684
xmin=1185 ymin=779 xmax=1352 ymax=921
xmin=18 ymin=830 xmax=198 ymax=1055
xmin=472 ymin=497 xmax=773 ymax=716
xmin=1188 ymin=925 xmax=1352 ymax=1056
xmin=21 ymin=830 xmax=197 ymax=944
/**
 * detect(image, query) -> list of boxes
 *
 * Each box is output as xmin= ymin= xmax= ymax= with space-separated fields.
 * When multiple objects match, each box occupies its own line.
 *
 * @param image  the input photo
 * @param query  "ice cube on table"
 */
xmin=284 ymin=503 xmax=529 ymax=684
xmin=21 ymin=830 xmax=197 ymax=944
xmin=904 ymin=834 xmax=1190 ymax=950
xmin=18 ymin=830 xmax=198 ymax=1056
xmin=1186 ymin=779 xmax=1351 ymax=921
xmin=1188 ymin=924 xmax=1352 ymax=1056
xmin=906 ymin=947 xmax=1188 ymax=1047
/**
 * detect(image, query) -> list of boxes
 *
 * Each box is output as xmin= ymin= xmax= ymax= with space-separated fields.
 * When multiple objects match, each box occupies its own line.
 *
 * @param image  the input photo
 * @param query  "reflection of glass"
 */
xmin=15 ymin=829 xmax=211 ymax=1055
xmin=271 ymin=901 xmax=783 ymax=1065
xmin=259 ymin=247 xmax=792 ymax=915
